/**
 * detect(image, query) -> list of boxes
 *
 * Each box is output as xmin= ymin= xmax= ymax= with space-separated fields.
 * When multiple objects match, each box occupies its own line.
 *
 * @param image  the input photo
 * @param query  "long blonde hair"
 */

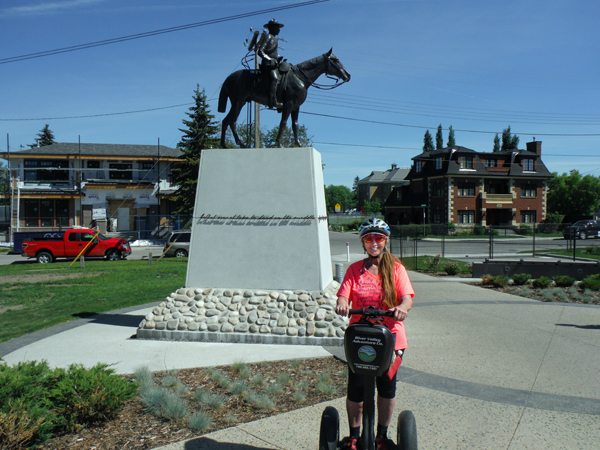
xmin=379 ymin=249 xmax=401 ymax=308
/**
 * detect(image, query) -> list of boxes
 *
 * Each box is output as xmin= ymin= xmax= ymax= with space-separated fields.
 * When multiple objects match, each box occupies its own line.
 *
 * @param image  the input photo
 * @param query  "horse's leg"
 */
xmin=275 ymin=104 xmax=293 ymax=148
xmin=291 ymin=108 xmax=301 ymax=147
xmin=226 ymin=100 xmax=247 ymax=148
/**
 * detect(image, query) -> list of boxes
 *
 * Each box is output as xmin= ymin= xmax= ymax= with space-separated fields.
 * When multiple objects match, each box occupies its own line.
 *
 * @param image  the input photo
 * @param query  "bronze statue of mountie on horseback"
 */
xmin=219 ymin=19 xmax=351 ymax=148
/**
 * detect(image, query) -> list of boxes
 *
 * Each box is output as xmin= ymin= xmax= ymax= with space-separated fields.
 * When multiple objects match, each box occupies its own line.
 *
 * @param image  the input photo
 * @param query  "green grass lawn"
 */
xmin=0 ymin=259 xmax=187 ymax=344
xmin=398 ymin=255 xmax=472 ymax=274
xmin=541 ymin=248 xmax=600 ymax=260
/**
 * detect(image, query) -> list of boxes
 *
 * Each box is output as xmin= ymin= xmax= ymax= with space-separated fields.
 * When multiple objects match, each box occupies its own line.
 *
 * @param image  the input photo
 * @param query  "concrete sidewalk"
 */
xmin=2 ymin=272 xmax=600 ymax=449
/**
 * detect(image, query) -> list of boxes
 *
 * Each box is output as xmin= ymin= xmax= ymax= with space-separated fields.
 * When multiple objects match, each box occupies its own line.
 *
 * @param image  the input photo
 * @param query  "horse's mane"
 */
xmin=293 ymin=53 xmax=326 ymax=71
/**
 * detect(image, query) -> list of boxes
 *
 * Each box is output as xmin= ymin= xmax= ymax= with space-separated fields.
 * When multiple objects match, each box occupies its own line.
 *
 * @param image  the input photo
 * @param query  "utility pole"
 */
xmin=254 ymin=49 xmax=260 ymax=148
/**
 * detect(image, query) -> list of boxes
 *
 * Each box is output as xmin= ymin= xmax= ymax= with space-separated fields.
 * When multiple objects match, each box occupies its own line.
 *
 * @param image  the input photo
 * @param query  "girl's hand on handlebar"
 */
xmin=336 ymin=296 xmax=350 ymax=317
xmin=389 ymin=305 xmax=409 ymax=321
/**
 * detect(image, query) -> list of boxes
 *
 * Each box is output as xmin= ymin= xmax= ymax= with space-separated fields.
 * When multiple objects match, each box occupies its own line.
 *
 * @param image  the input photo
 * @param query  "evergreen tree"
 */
xmin=171 ymin=85 xmax=220 ymax=215
xmin=500 ymin=125 xmax=519 ymax=151
xmin=435 ymin=124 xmax=444 ymax=150
xmin=423 ymin=130 xmax=434 ymax=152
xmin=28 ymin=124 xmax=56 ymax=148
xmin=352 ymin=175 xmax=360 ymax=199
xmin=447 ymin=126 xmax=456 ymax=147
xmin=493 ymin=134 xmax=500 ymax=152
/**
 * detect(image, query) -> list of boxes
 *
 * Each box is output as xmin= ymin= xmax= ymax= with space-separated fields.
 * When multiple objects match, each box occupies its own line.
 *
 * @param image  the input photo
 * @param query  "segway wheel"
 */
xmin=397 ymin=410 xmax=418 ymax=450
xmin=319 ymin=406 xmax=340 ymax=450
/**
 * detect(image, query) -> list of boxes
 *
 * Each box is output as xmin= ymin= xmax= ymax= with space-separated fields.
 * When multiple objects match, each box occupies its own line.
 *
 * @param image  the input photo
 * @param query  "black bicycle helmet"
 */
xmin=359 ymin=218 xmax=390 ymax=237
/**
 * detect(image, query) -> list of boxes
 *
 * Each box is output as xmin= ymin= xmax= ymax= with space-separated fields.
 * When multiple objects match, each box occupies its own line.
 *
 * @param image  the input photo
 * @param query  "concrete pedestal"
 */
xmin=185 ymin=148 xmax=332 ymax=290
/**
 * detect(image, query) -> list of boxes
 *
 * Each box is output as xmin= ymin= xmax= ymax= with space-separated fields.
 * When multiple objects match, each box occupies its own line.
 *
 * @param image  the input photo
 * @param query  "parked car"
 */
xmin=163 ymin=231 xmax=191 ymax=257
xmin=562 ymin=220 xmax=600 ymax=240
xmin=21 ymin=228 xmax=131 ymax=263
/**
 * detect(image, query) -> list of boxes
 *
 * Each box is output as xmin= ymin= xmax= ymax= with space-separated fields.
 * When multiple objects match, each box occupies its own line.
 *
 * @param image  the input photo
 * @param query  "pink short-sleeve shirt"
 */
xmin=337 ymin=260 xmax=415 ymax=350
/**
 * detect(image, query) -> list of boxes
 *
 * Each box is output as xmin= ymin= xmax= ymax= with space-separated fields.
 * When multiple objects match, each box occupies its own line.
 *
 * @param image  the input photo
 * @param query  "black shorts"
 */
xmin=347 ymin=358 xmax=401 ymax=402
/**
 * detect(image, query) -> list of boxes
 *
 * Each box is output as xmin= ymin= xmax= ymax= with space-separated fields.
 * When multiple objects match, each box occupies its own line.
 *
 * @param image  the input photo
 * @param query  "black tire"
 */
xmin=579 ymin=231 xmax=587 ymax=240
xmin=36 ymin=251 xmax=54 ymax=264
xmin=319 ymin=406 xmax=339 ymax=450
xmin=106 ymin=249 xmax=121 ymax=261
xmin=174 ymin=249 xmax=188 ymax=258
xmin=397 ymin=410 xmax=418 ymax=450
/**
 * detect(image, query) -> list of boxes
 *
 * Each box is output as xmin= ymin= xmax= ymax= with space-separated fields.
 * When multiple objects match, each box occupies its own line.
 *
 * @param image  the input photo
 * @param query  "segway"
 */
xmin=319 ymin=308 xmax=418 ymax=450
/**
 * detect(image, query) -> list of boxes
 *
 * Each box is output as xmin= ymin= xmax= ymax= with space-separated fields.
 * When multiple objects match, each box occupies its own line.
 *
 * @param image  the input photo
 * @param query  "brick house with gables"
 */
xmin=384 ymin=140 xmax=552 ymax=227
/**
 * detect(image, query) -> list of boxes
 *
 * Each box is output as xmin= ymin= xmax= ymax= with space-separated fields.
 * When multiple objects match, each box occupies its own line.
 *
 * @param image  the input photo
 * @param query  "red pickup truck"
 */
xmin=21 ymin=228 xmax=132 ymax=263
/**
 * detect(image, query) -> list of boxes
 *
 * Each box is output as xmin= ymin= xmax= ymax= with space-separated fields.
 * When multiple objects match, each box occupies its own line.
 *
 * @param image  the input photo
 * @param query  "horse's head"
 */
xmin=325 ymin=48 xmax=351 ymax=82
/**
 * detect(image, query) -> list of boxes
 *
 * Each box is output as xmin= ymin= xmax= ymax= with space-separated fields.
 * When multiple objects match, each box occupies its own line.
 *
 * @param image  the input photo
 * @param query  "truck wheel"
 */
xmin=174 ymin=249 xmax=188 ymax=258
xmin=37 ymin=251 xmax=54 ymax=264
xmin=319 ymin=406 xmax=339 ymax=450
xmin=397 ymin=410 xmax=418 ymax=450
xmin=106 ymin=249 xmax=121 ymax=261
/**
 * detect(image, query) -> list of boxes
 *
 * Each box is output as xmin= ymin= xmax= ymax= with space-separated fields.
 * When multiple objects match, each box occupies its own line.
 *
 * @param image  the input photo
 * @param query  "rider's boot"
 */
xmin=268 ymin=82 xmax=278 ymax=109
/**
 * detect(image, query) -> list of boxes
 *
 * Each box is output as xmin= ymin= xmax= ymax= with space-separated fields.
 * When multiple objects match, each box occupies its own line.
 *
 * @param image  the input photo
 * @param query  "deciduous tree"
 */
xmin=262 ymin=125 xmax=313 ymax=148
xmin=548 ymin=170 xmax=600 ymax=217
xmin=324 ymin=185 xmax=355 ymax=213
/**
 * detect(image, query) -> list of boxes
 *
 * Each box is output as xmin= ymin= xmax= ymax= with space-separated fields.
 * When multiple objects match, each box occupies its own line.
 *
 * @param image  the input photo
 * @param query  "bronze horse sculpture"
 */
xmin=219 ymin=49 xmax=350 ymax=148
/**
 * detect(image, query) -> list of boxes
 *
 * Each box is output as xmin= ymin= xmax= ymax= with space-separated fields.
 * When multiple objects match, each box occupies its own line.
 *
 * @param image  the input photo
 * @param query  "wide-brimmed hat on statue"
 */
xmin=264 ymin=19 xmax=284 ymax=29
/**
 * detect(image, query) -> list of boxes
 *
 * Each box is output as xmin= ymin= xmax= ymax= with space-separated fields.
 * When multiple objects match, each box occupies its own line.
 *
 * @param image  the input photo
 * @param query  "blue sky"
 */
xmin=1 ymin=0 xmax=599 ymax=187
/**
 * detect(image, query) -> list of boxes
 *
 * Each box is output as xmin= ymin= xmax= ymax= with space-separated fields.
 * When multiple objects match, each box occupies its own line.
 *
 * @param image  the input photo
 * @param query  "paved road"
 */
xmin=0 ymin=232 xmax=594 ymax=266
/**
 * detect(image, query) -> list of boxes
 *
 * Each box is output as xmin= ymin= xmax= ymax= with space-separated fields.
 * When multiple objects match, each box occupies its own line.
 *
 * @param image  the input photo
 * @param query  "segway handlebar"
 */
xmin=348 ymin=308 xmax=395 ymax=317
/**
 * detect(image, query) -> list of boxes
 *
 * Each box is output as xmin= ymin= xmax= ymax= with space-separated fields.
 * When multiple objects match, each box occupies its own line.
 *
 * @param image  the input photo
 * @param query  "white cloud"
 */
xmin=2 ymin=0 xmax=105 ymax=16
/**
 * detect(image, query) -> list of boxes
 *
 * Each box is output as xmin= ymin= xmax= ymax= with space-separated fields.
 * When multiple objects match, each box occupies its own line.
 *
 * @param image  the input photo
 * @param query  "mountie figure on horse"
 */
xmin=219 ymin=19 xmax=351 ymax=148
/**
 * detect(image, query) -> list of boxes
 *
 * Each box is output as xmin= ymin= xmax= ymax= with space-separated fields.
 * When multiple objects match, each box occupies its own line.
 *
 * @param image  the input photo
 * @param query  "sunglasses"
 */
xmin=362 ymin=234 xmax=387 ymax=243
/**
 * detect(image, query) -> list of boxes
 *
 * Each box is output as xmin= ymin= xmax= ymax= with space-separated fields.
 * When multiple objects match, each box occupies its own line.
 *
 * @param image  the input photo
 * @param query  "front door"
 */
xmin=118 ymin=208 xmax=130 ymax=231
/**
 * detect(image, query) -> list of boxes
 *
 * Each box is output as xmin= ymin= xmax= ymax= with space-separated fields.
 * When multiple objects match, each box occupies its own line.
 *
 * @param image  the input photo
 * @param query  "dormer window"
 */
xmin=523 ymin=159 xmax=534 ymax=171
xmin=415 ymin=162 xmax=422 ymax=173
xmin=460 ymin=156 xmax=473 ymax=170
xmin=435 ymin=157 xmax=443 ymax=170
xmin=485 ymin=159 xmax=497 ymax=168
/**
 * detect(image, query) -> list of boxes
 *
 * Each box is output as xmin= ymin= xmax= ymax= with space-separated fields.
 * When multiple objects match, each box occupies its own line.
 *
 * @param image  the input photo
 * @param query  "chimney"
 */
xmin=526 ymin=140 xmax=541 ymax=156
xmin=391 ymin=163 xmax=397 ymax=170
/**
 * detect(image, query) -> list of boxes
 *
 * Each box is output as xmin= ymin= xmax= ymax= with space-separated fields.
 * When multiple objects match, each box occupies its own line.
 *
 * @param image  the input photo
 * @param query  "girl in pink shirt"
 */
xmin=336 ymin=218 xmax=414 ymax=450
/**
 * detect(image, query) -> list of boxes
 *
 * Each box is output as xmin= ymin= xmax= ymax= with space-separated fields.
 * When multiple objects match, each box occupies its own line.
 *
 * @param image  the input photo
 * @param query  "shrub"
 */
xmin=514 ymin=225 xmax=533 ymax=236
xmin=490 ymin=275 xmax=509 ymax=288
xmin=481 ymin=274 xmax=494 ymax=286
xmin=425 ymin=254 xmax=442 ymax=272
xmin=512 ymin=273 xmax=531 ymax=286
xmin=584 ymin=246 xmax=600 ymax=255
xmin=443 ymin=261 xmax=461 ymax=276
xmin=553 ymin=275 xmax=575 ymax=287
xmin=532 ymin=276 xmax=552 ymax=289
xmin=473 ymin=225 xmax=486 ymax=235
xmin=188 ymin=411 xmax=213 ymax=432
xmin=581 ymin=274 xmax=600 ymax=291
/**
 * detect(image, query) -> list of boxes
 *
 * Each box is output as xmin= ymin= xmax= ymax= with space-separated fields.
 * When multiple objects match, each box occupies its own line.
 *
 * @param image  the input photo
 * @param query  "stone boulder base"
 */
xmin=136 ymin=281 xmax=346 ymax=346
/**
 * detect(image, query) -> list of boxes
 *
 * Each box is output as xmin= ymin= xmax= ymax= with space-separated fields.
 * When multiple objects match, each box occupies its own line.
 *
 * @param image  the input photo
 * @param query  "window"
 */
xmin=69 ymin=232 xmax=96 ymax=242
xmin=460 ymin=156 xmax=473 ymax=169
xmin=24 ymin=159 xmax=69 ymax=182
xmin=523 ymin=159 xmax=534 ymax=171
xmin=457 ymin=182 xmax=475 ymax=197
xmin=141 ymin=162 xmax=154 ymax=170
xmin=521 ymin=211 xmax=536 ymax=223
xmin=521 ymin=184 xmax=537 ymax=198
xmin=485 ymin=159 xmax=497 ymax=168
xmin=435 ymin=157 xmax=443 ymax=170
xmin=109 ymin=163 xmax=133 ymax=180
xmin=415 ymin=162 xmax=422 ymax=173
xmin=458 ymin=211 xmax=475 ymax=224
xmin=24 ymin=199 xmax=69 ymax=227
xmin=432 ymin=181 xmax=444 ymax=197
xmin=87 ymin=161 xmax=100 ymax=169
xmin=433 ymin=210 xmax=443 ymax=224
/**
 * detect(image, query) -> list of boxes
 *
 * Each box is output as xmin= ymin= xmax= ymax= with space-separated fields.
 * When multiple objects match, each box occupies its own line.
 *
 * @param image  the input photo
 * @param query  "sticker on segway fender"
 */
xmin=358 ymin=346 xmax=376 ymax=362
xmin=353 ymin=336 xmax=384 ymax=346
xmin=354 ymin=363 xmax=378 ymax=371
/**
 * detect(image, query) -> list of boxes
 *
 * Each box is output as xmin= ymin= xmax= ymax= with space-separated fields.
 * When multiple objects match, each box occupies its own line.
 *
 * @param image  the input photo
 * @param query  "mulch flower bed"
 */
xmin=41 ymin=357 xmax=347 ymax=450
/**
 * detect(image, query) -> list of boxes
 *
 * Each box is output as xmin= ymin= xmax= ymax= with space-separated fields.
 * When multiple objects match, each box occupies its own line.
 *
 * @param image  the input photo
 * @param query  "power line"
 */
xmin=302 ymin=111 xmax=600 ymax=137
xmin=0 ymin=0 xmax=329 ymax=65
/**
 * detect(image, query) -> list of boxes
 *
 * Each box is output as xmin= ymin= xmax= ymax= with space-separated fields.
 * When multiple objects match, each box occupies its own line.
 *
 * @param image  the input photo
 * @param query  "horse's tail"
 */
xmin=218 ymin=82 xmax=228 ymax=113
